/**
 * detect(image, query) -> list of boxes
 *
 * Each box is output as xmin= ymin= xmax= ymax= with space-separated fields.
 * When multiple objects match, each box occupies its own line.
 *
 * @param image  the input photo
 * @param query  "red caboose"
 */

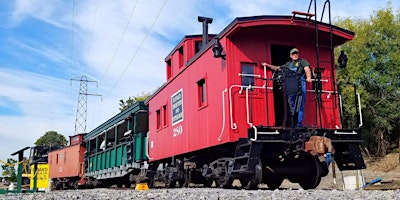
xmin=146 ymin=11 xmax=365 ymax=189
xmin=48 ymin=134 xmax=86 ymax=189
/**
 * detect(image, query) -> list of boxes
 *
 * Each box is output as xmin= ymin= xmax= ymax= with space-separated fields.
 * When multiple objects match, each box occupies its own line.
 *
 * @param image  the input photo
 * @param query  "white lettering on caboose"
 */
xmin=173 ymin=125 xmax=183 ymax=137
xmin=171 ymin=89 xmax=184 ymax=126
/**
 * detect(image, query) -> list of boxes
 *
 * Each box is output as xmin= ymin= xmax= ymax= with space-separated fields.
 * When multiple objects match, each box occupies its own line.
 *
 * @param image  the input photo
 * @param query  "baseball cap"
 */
xmin=290 ymin=48 xmax=299 ymax=54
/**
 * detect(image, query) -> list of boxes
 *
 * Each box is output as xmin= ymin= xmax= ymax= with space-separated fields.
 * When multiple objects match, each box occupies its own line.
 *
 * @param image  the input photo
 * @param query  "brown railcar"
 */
xmin=48 ymin=134 xmax=86 ymax=189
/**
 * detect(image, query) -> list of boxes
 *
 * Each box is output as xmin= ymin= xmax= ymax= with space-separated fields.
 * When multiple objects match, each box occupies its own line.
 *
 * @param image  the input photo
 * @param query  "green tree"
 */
xmin=335 ymin=3 xmax=400 ymax=156
xmin=35 ymin=131 xmax=68 ymax=147
xmin=119 ymin=91 xmax=152 ymax=111
xmin=1 ymin=158 xmax=17 ymax=182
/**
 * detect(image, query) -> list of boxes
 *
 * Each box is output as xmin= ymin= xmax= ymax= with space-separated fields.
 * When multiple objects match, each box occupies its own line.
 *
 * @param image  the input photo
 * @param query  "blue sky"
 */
xmin=0 ymin=0 xmax=398 ymax=172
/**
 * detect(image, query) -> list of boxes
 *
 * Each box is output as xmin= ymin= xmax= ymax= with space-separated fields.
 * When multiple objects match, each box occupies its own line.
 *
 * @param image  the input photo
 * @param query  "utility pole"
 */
xmin=71 ymin=76 xmax=102 ymax=134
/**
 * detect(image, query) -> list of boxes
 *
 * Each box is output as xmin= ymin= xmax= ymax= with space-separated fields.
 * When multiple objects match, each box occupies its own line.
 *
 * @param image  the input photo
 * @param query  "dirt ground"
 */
xmin=355 ymin=152 xmax=400 ymax=190
xmin=317 ymin=152 xmax=400 ymax=190
xmin=364 ymin=152 xmax=400 ymax=173
xmin=275 ymin=152 xmax=400 ymax=190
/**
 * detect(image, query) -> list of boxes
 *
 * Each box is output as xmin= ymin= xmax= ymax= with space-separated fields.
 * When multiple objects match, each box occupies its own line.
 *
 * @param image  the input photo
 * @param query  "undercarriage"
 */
xmin=147 ymin=127 xmax=366 ymax=190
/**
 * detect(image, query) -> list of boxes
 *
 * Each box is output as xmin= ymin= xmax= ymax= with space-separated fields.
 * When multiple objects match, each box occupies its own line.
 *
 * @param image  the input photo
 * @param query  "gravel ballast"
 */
xmin=1 ymin=188 xmax=400 ymax=200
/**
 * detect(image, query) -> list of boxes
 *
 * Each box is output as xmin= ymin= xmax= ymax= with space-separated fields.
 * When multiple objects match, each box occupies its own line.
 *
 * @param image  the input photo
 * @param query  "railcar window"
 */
xmin=197 ymin=78 xmax=207 ymax=107
xmin=195 ymin=41 xmax=202 ymax=53
xmin=166 ymin=59 xmax=172 ymax=79
xmin=156 ymin=109 xmax=161 ymax=130
xmin=241 ymin=64 xmax=255 ymax=86
xmin=178 ymin=46 xmax=184 ymax=68
xmin=90 ymin=139 xmax=95 ymax=154
xmin=163 ymin=105 xmax=167 ymax=127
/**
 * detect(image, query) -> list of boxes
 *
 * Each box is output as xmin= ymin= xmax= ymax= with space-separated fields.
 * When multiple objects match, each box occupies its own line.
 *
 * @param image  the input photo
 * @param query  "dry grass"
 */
xmin=365 ymin=153 xmax=400 ymax=172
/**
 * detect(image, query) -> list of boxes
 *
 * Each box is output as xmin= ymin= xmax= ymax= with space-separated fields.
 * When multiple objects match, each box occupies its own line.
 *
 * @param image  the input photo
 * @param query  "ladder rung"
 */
xmin=238 ymin=143 xmax=251 ymax=148
xmin=291 ymin=11 xmax=315 ymax=21
xmin=234 ymin=155 xmax=250 ymax=160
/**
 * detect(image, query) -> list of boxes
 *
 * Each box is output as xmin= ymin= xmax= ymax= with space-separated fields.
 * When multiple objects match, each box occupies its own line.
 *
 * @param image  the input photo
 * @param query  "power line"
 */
xmin=92 ymin=0 xmax=140 ymax=126
xmin=100 ymin=0 xmax=140 ymax=83
xmin=106 ymin=0 xmax=168 ymax=96
xmin=70 ymin=0 xmax=75 ymax=77
xmin=70 ymin=0 xmax=76 ymax=130
xmin=83 ymin=0 xmax=100 ymax=76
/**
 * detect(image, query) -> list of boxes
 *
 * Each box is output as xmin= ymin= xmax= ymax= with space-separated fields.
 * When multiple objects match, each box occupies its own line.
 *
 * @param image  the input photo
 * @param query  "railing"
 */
xmin=232 ymin=70 xmax=347 ymax=131
xmin=338 ymin=83 xmax=363 ymax=129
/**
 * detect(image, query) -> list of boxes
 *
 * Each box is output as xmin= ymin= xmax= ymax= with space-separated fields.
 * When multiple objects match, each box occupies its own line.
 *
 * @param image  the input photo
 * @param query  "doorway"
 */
xmin=270 ymin=44 xmax=294 ymax=126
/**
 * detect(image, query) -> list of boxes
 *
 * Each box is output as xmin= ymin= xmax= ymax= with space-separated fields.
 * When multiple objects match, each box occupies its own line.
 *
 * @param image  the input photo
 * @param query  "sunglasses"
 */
xmin=291 ymin=52 xmax=298 ymax=55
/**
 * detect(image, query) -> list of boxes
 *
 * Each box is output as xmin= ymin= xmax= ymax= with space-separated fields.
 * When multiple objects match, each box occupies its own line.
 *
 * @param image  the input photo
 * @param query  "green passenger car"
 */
xmin=84 ymin=101 xmax=148 ymax=187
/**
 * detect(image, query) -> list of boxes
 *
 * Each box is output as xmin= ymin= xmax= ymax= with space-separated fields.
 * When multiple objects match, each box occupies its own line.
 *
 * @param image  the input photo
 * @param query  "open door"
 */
xmin=270 ymin=44 xmax=294 ymax=126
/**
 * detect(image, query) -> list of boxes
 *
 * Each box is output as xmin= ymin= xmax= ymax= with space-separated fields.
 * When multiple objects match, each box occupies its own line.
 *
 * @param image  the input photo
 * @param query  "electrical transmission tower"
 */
xmin=71 ymin=76 xmax=102 ymax=134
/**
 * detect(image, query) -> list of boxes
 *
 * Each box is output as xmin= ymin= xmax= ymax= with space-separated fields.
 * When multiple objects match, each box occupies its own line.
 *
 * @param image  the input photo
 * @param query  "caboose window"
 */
xmin=166 ymin=59 xmax=172 ymax=79
xmin=241 ymin=64 xmax=255 ymax=86
xmin=178 ymin=46 xmax=184 ymax=68
xmin=163 ymin=105 xmax=167 ymax=127
xmin=195 ymin=41 xmax=202 ymax=53
xmin=156 ymin=109 xmax=161 ymax=130
xmin=197 ymin=78 xmax=207 ymax=107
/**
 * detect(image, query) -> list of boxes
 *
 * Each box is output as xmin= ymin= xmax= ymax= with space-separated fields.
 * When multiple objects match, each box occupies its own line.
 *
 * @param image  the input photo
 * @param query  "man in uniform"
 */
xmin=262 ymin=48 xmax=312 ymax=127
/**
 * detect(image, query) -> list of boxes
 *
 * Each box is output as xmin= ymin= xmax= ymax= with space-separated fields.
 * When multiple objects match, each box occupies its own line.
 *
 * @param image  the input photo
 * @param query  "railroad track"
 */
xmin=112 ymin=180 xmax=400 ymax=191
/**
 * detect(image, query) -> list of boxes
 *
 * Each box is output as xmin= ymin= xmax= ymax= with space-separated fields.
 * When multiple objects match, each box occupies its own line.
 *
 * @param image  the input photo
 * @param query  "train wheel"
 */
xmin=165 ymin=170 xmax=185 ymax=188
xmin=265 ymin=175 xmax=284 ymax=190
xmin=50 ymin=179 xmax=55 ymax=190
xmin=146 ymin=177 xmax=155 ymax=188
xmin=72 ymin=180 xmax=79 ymax=189
xmin=213 ymin=158 xmax=234 ymax=188
xmin=166 ymin=179 xmax=176 ymax=188
xmin=177 ymin=179 xmax=185 ymax=188
xmin=56 ymin=180 xmax=62 ymax=190
xmin=240 ymin=158 xmax=262 ymax=190
xmin=85 ymin=179 xmax=94 ymax=189
xmin=215 ymin=175 xmax=233 ymax=188
xmin=298 ymin=155 xmax=321 ymax=189
xmin=22 ymin=178 xmax=30 ymax=186
xmin=124 ymin=180 xmax=132 ymax=188
xmin=181 ymin=171 xmax=191 ymax=188
xmin=52 ymin=179 xmax=61 ymax=190
xmin=203 ymin=179 xmax=214 ymax=187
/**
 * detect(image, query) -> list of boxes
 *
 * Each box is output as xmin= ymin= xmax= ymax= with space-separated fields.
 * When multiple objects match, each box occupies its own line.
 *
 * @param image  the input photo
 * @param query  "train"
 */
xmin=46 ymin=7 xmax=366 ymax=190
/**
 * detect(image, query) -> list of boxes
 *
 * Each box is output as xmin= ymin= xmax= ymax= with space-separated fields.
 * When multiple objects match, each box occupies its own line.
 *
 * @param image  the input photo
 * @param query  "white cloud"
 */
xmin=9 ymin=38 xmax=72 ymax=65
xmin=11 ymin=0 xmax=69 ymax=29
xmin=0 ymin=68 xmax=76 ymax=163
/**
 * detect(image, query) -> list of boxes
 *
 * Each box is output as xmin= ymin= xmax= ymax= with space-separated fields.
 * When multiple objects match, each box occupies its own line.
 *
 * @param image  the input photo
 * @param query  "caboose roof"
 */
xmin=221 ymin=15 xmax=354 ymax=40
xmin=164 ymin=34 xmax=216 ymax=60
xmin=167 ymin=15 xmax=354 ymax=61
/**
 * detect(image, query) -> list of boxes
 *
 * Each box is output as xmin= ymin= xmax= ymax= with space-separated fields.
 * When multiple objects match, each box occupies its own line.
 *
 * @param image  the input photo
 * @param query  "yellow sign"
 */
xmin=30 ymin=164 xmax=49 ymax=190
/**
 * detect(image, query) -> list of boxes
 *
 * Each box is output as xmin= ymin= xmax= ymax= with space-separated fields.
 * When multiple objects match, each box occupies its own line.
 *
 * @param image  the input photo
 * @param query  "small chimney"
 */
xmin=198 ymin=16 xmax=213 ymax=49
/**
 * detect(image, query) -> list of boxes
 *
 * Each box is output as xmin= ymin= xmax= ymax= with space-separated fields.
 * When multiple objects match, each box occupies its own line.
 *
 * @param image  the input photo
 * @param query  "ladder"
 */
xmin=292 ymin=0 xmax=336 ymax=128
xmin=232 ymin=139 xmax=258 ymax=173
